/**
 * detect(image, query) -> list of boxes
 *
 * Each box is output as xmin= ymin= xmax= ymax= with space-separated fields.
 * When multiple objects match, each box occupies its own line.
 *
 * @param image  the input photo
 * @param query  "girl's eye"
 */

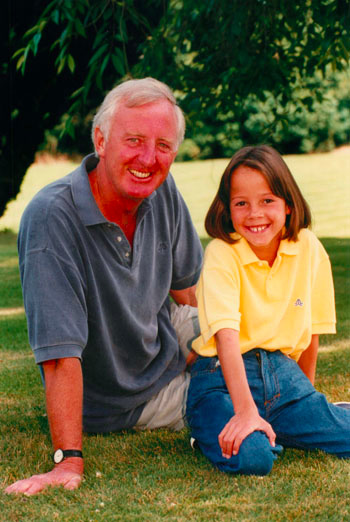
xmin=264 ymin=198 xmax=274 ymax=204
xmin=235 ymin=201 xmax=246 ymax=207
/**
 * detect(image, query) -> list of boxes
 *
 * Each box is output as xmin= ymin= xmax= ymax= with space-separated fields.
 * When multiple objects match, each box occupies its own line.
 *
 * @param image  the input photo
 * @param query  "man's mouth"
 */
xmin=129 ymin=169 xmax=152 ymax=179
xmin=247 ymin=225 xmax=269 ymax=233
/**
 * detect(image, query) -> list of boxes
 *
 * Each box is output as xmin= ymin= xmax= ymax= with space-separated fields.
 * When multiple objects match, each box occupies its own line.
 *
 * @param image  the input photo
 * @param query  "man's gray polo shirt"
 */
xmin=18 ymin=154 xmax=203 ymax=432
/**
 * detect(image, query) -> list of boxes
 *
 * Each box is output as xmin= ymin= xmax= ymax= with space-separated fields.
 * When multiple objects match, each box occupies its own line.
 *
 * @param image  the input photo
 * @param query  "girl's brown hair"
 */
xmin=205 ymin=145 xmax=312 ymax=244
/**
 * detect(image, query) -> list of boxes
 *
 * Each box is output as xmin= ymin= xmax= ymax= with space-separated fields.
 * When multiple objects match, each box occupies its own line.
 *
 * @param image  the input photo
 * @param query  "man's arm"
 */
xmin=169 ymin=284 xmax=197 ymax=307
xmin=297 ymin=334 xmax=319 ymax=385
xmin=5 ymin=357 xmax=83 ymax=496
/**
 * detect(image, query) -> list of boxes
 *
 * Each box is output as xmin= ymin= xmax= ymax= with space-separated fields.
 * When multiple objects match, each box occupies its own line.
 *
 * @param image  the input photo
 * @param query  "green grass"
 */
xmin=0 ymin=229 xmax=350 ymax=520
xmin=0 ymin=231 xmax=23 ymax=309
xmin=0 ymin=152 xmax=349 ymax=520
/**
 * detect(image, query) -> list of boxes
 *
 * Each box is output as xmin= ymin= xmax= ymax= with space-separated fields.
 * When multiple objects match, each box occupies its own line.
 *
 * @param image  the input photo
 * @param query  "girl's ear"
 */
xmin=286 ymin=205 xmax=291 ymax=215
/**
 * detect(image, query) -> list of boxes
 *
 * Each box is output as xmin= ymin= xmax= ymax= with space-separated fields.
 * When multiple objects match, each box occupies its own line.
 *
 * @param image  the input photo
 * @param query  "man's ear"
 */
xmin=94 ymin=127 xmax=106 ymax=157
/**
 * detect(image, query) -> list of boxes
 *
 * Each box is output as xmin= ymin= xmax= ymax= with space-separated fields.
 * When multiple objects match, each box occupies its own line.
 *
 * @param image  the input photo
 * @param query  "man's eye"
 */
xmin=159 ymin=142 xmax=170 ymax=150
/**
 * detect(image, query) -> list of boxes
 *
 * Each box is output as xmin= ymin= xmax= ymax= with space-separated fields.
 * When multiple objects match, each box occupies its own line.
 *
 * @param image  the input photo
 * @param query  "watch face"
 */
xmin=54 ymin=449 xmax=64 ymax=464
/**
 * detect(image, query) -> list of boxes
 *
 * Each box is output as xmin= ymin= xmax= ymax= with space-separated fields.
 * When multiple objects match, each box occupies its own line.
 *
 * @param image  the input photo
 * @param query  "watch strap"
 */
xmin=61 ymin=450 xmax=83 ymax=459
xmin=53 ymin=449 xmax=83 ymax=463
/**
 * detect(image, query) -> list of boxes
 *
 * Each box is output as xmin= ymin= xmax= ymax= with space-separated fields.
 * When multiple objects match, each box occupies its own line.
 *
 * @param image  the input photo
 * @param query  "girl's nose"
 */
xmin=249 ymin=204 xmax=263 ymax=218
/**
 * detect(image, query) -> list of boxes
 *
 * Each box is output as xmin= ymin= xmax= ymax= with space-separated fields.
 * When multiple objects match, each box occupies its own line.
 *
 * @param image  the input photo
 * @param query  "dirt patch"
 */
xmin=34 ymin=152 xmax=83 ymax=164
xmin=0 ymin=307 xmax=25 ymax=316
xmin=332 ymin=145 xmax=350 ymax=154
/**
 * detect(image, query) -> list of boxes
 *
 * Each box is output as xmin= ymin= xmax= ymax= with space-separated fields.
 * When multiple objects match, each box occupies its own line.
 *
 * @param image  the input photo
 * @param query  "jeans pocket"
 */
xmin=190 ymin=355 xmax=220 ymax=377
xmin=187 ymin=356 xmax=226 ymax=414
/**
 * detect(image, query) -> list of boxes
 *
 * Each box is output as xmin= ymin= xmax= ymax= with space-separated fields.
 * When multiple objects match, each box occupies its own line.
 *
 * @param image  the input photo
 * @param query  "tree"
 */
xmin=137 ymin=0 xmax=349 ymax=149
xmin=2 ymin=0 xmax=349 ymax=218
xmin=2 ymin=0 xmax=168 ymax=218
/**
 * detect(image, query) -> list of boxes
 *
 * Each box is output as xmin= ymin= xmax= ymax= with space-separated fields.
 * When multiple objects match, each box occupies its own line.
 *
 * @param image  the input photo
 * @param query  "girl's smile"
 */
xmin=230 ymin=166 xmax=290 ymax=265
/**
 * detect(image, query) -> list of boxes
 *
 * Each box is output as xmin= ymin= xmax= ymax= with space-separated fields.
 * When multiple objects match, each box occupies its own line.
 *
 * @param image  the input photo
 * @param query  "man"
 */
xmin=5 ymin=78 xmax=203 ymax=495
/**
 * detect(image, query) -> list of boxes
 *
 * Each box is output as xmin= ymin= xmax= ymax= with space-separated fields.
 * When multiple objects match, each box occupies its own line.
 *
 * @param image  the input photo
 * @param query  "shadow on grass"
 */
xmin=0 ymin=229 xmax=17 ymax=244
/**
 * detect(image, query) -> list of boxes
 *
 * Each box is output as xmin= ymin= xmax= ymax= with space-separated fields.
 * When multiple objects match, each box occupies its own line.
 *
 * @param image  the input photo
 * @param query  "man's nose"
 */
xmin=139 ymin=143 xmax=156 ymax=166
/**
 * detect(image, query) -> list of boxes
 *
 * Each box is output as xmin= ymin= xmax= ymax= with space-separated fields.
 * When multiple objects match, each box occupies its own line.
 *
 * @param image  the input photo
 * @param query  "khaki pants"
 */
xmin=135 ymin=304 xmax=199 ymax=431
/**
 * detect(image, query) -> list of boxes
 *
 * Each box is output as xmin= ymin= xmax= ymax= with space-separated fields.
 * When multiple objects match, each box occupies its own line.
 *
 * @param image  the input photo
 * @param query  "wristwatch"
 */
xmin=53 ymin=449 xmax=83 ymax=464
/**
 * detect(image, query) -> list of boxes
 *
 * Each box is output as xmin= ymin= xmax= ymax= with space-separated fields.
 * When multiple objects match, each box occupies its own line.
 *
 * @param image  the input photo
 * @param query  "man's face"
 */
xmin=95 ymin=99 xmax=179 ymax=206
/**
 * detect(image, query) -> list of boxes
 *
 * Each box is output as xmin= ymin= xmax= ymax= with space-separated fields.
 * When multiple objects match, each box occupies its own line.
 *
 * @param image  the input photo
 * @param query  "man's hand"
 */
xmin=5 ymin=358 xmax=84 ymax=496
xmin=5 ymin=460 xmax=83 ymax=496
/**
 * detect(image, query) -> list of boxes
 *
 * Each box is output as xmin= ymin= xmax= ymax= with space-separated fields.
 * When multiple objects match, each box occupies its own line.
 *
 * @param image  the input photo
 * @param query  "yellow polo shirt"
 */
xmin=193 ymin=229 xmax=336 ymax=361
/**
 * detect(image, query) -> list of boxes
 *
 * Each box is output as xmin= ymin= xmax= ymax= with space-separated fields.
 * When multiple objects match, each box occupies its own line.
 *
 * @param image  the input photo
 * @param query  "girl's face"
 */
xmin=230 ymin=165 xmax=290 ymax=265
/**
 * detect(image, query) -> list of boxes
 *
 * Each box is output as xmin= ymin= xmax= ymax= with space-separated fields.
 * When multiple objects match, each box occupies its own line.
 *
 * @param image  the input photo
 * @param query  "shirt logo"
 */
xmin=157 ymin=242 xmax=168 ymax=253
xmin=294 ymin=298 xmax=304 ymax=307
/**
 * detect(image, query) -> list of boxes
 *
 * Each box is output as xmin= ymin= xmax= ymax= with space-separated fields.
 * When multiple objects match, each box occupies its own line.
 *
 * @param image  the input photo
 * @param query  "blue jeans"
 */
xmin=186 ymin=349 xmax=350 ymax=476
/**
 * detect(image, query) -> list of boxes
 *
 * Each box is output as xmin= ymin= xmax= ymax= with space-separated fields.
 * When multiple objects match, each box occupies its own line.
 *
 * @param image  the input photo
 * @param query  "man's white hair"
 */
xmin=91 ymin=77 xmax=185 ymax=153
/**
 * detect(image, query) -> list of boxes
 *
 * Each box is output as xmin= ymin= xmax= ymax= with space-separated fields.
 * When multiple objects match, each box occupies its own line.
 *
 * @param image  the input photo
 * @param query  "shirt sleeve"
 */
xmin=311 ymin=244 xmax=336 ymax=334
xmin=167 ymin=175 xmax=203 ymax=290
xmin=193 ymin=240 xmax=241 ymax=355
xmin=20 ymin=248 xmax=88 ymax=363
xmin=18 ymin=195 xmax=89 ymax=364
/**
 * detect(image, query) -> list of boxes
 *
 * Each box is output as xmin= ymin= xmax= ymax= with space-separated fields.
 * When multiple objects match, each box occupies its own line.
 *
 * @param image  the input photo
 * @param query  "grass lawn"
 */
xmin=0 ymin=151 xmax=349 ymax=520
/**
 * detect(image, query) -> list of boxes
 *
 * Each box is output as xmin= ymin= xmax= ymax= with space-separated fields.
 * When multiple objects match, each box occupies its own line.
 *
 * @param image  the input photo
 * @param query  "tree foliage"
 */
xmin=136 ymin=0 xmax=349 ymax=143
xmin=13 ymin=0 xmax=168 ymax=138
xmin=2 ymin=0 xmax=168 ymax=218
xmin=2 ymin=0 xmax=349 ymax=217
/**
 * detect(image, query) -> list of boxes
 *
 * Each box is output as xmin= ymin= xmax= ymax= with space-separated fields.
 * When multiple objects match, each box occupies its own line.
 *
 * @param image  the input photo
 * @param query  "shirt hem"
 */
xmin=34 ymin=344 xmax=83 ymax=364
xmin=312 ymin=323 xmax=336 ymax=334
xmin=192 ymin=319 xmax=240 ymax=354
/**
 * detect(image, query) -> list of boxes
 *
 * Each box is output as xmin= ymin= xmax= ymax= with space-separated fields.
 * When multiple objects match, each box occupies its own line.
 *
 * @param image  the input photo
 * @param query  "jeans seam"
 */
xmin=262 ymin=353 xmax=281 ymax=415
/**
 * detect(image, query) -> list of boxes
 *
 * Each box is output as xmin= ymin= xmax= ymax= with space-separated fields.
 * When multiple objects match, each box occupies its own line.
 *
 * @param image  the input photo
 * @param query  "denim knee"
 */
xmin=197 ymin=431 xmax=281 ymax=477
xmin=215 ymin=431 xmax=279 ymax=476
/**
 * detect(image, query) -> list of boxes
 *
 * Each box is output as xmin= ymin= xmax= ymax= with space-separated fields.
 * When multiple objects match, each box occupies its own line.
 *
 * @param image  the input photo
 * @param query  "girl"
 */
xmin=186 ymin=145 xmax=350 ymax=475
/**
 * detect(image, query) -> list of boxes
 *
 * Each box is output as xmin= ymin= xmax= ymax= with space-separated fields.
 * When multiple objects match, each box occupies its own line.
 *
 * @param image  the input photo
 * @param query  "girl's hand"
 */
xmin=218 ymin=409 xmax=276 ymax=459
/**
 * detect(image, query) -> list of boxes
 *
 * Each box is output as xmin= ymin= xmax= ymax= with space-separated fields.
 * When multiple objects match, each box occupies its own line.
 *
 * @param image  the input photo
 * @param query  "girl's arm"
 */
xmin=297 ymin=334 xmax=319 ymax=385
xmin=216 ymin=328 xmax=276 ymax=459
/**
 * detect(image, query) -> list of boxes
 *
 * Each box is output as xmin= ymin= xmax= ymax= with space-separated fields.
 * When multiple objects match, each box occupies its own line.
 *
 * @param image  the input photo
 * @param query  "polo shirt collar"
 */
xmin=71 ymin=154 xmax=156 ymax=227
xmin=229 ymin=233 xmax=299 ymax=266
xmin=278 ymin=237 xmax=299 ymax=256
